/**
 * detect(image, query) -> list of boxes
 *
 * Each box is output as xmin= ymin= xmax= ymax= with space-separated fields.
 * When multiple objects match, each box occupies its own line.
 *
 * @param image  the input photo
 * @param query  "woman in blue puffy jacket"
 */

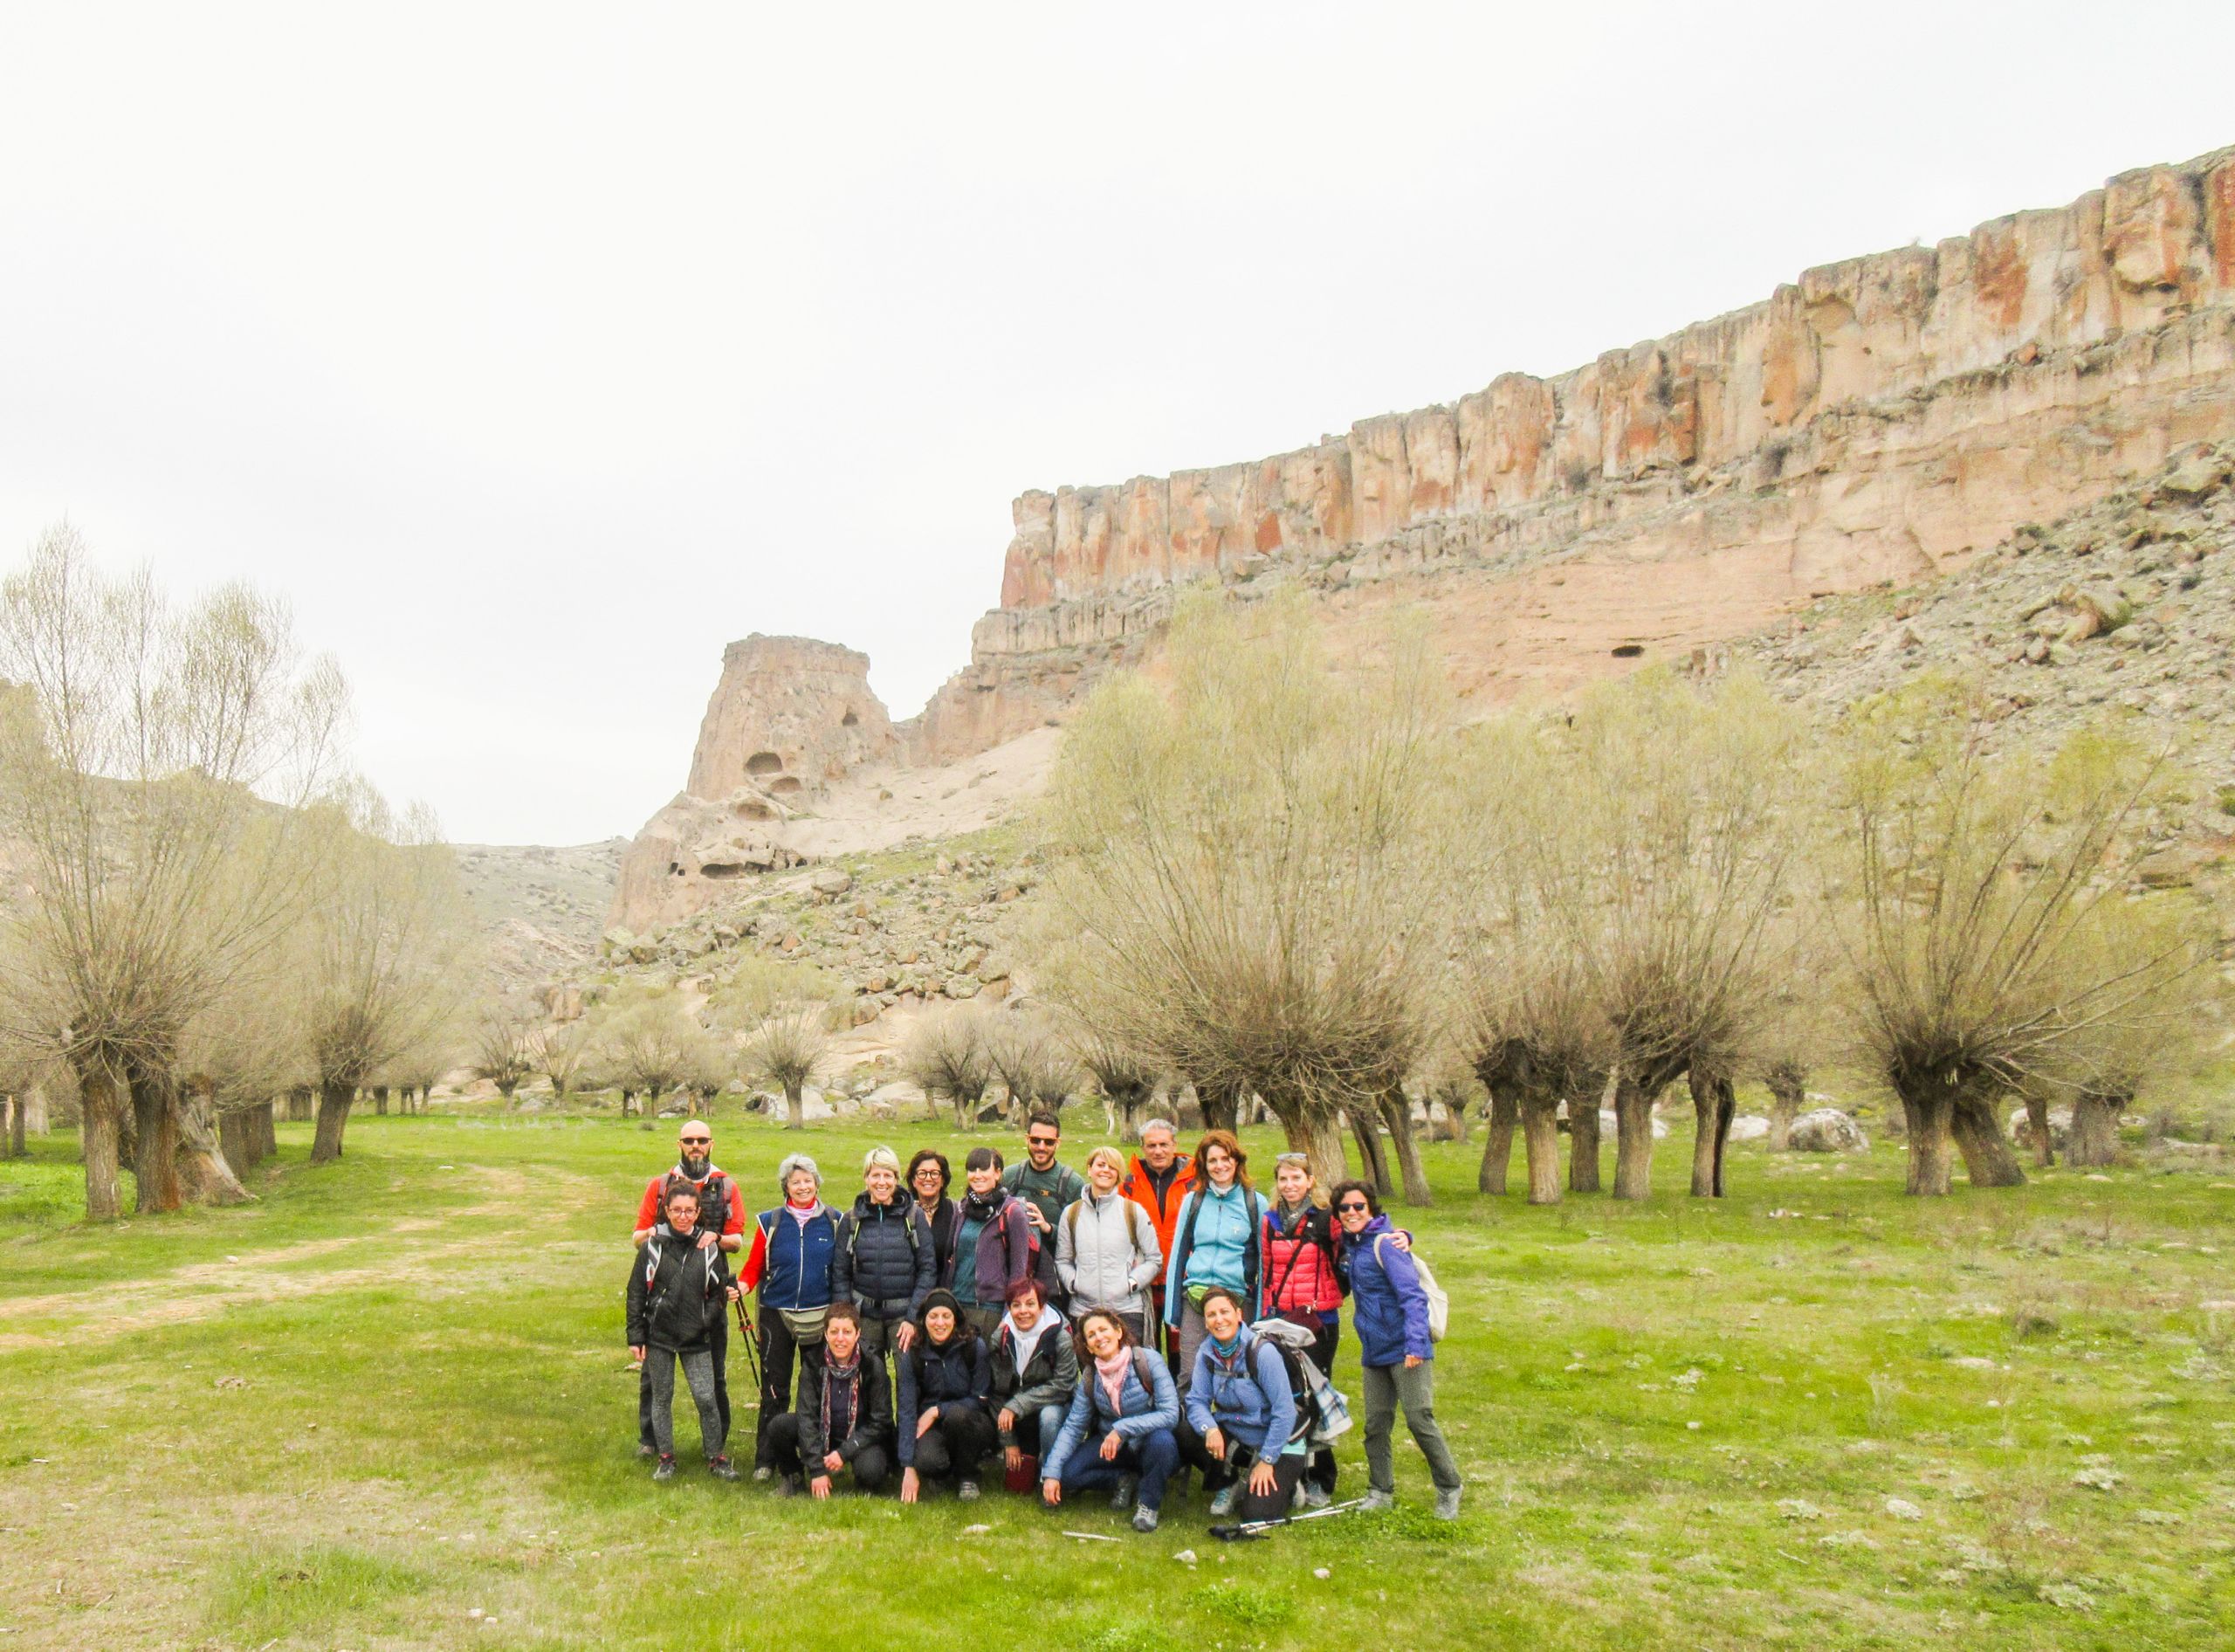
xmin=1332 ymin=1180 xmax=1462 ymax=1519
xmin=1179 ymin=1286 xmax=1308 ymax=1527
xmin=1040 ymin=1307 xmax=1180 ymax=1532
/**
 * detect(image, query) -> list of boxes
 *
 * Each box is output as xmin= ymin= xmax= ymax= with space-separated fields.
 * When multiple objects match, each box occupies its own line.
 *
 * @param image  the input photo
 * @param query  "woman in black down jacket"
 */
xmin=625 ymin=1182 xmax=743 ymax=1481
xmin=897 ymin=1287 xmax=994 ymax=1503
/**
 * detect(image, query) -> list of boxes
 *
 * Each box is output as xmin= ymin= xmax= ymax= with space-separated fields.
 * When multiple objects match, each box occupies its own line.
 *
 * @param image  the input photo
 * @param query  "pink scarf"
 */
xmin=1096 ymin=1348 xmax=1133 ymax=1412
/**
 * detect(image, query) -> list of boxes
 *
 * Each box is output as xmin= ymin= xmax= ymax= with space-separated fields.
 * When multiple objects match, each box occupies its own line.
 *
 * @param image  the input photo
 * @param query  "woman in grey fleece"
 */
xmin=1056 ymin=1146 xmax=1163 ymax=1345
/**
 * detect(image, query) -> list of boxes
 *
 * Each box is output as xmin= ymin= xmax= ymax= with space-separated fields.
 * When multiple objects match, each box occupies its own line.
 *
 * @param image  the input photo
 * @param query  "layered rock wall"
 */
xmin=910 ymin=145 xmax=2235 ymax=760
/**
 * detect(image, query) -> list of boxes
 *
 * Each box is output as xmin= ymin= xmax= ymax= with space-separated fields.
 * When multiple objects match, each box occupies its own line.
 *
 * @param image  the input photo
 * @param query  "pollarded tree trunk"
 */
xmin=1950 ymin=1091 xmax=2025 ymax=1187
xmin=175 ymin=1085 xmax=251 ymax=1205
xmin=1895 ymin=1081 xmax=1957 ymax=1195
xmin=1348 ymin=1108 xmax=1394 ymax=1200
xmin=258 ymin=1099 xmax=277 ymax=1160
xmin=1199 ymin=1081 xmax=1242 ymax=1136
xmin=1612 ymin=1070 xmax=1669 ymax=1202
xmin=1479 ymin=1084 xmax=1519 ymax=1194
xmin=1568 ymin=1093 xmax=1603 ymax=1194
xmin=130 ymin=1068 xmax=185 ymax=1214
xmin=2067 ymin=1090 xmax=2126 ymax=1167
xmin=1267 ymin=1097 xmax=1351 ymax=1190
xmin=785 ymin=1082 xmax=805 ymax=1130
xmin=286 ymin=1086 xmax=313 ymax=1123
xmin=1765 ymin=1068 xmax=1805 ymax=1153
xmin=78 ymin=1061 xmax=127 ymax=1222
xmin=372 ymin=1085 xmax=389 ymax=1117
xmin=1520 ymin=1094 xmax=1562 ymax=1206
xmin=311 ymin=1079 xmax=354 ymax=1165
xmin=218 ymin=1106 xmax=254 ymax=1172
xmin=2022 ymin=1091 xmax=2056 ymax=1168
xmin=0 ymin=1095 xmax=13 ymax=1159
xmin=1381 ymin=1090 xmax=1433 ymax=1207
xmin=1688 ymin=1069 xmax=1737 ymax=1198
xmin=9 ymin=1091 xmax=23 ymax=1158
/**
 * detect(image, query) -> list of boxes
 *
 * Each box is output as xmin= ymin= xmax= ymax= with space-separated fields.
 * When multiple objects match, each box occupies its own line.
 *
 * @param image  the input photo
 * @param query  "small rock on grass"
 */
xmin=1777 ymin=1499 xmax=1825 ymax=1520
xmin=2072 ymin=1466 xmax=2122 ymax=1491
xmin=1885 ymin=1497 xmax=1923 ymax=1520
xmin=1173 ymin=1549 xmax=1196 ymax=1565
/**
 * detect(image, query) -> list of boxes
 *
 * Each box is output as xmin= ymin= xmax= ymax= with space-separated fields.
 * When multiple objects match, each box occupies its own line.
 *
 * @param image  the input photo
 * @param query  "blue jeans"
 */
xmin=1057 ymin=1427 xmax=1179 ymax=1511
xmin=1007 ymin=1401 xmax=1069 ymax=1461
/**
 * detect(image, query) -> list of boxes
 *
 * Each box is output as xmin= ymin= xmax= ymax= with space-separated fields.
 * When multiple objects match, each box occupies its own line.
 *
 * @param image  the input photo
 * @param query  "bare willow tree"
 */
xmin=293 ymin=787 xmax=471 ymax=1163
xmin=0 ymin=529 xmax=345 ymax=1218
xmin=533 ymin=1021 xmax=591 ymax=1106
xmin=1462 ymin=934 xmax=1614 ymax=1207
xmin=903 ymin=1007 xmax=994 ymax=1128
xmin=750 ymin=1009 xmax=829 ymax=1129
xmin=1749 ymin=932 xmax=1839 ymax=1153
xmin=1068 ymin=1022 xmax=1160 ymax=1140
xmin=1041 ymin=591 xmax=1464 ymax=1187
xmin=1835 ymin=689 xmax=2206 ymax=1194
xmin=470 ymin=1007 xmax=538 ymax=1109
xmin=986 ymin=1013 xmax=1081 ymax=1125
xmin=596 ymin=995 xmax=694 ymax=1117
xmin=1533 ymin=672 xmax=1805 ymax=1201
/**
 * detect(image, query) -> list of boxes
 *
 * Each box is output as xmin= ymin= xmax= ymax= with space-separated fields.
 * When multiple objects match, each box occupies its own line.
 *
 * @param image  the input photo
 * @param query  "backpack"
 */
xmin=997 ymin=1198 xmax=1042 ymax=1274
xmin=663 ymin=1168 xmax=731 ymax=1235
xmin=1062 ymin=1195 xmax=1153 ymax=1256
xmin=1249 ymin=1317 xmax=1354 ymax=1445
xmin=847 ymin=1201 xmax=921 ymax=1264
xmin=1374 ymin=1234 xmax=1449 ymax=1343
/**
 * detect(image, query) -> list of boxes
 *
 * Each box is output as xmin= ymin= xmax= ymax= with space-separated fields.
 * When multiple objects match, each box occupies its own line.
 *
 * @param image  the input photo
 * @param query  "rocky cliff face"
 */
xmin=909 ymin=144 xmax=2235 ymax=759
xmin=619 ymin=143 xmax=2235 ymax=933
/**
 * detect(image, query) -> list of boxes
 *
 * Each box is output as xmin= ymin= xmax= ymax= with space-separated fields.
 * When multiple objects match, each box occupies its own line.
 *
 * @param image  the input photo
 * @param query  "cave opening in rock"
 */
xmin=840 ymin=710 xmax=859 ymax=727
xmin=746 ymin=751 xmax=784 ymax=776
xmin=768 ymin=775 xmax=803 ymax=795
xmin=700 ymin=862 xmax=745 ymax=879
xmin=1611 ymin=644 xmax=1645 ymax=658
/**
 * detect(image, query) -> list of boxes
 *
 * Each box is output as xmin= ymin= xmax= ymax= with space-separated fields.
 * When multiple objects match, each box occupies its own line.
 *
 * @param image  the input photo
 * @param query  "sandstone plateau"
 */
xmin=615 ymin=143 xmax=2235 ymax=933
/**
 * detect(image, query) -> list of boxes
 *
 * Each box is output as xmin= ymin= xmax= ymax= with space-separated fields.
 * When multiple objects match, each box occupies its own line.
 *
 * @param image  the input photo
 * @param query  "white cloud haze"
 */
xmin=3 ymin=2 xmax=2230 ymax=843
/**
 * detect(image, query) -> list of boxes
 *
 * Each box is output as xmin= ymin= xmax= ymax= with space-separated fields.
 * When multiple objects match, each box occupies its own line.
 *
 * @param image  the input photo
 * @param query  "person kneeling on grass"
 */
xmin=990 ymin=1276 xmax=1076 ymax=1483
xmin=1332 ymin=1179 xmax=1462 ymax=1520
xmin=1179 ymin=1286 xmax=1306 ymax=1525
xmin=1040 ymin=1308 xmax=1179 ymax=1533
xmin=766 ymin=1301 xmax=893 ymax=1497
xmin=897 ymin=1288 xmax=994 ymax=1504
xmin=626 ymin=1182 xmax=743 ymax=1482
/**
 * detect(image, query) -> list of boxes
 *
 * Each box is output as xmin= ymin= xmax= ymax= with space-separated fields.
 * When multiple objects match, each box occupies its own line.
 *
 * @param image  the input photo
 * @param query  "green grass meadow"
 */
xmin=1 ymin=1107 xmax=2231 ymax=1649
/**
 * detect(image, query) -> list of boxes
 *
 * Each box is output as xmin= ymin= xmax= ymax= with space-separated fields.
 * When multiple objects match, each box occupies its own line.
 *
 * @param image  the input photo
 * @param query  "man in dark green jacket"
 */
xmin=1001 ymin=1110 xmax=1084 ymax=1307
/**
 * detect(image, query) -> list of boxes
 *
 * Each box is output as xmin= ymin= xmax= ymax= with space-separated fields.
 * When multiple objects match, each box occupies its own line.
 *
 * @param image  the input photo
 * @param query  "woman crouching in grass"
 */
xmin=1039 ymin=1308 xmax=1180 ymax=1532
xmin=897 ymin=1288 xmax=995 ymax=1503
xmin=626 ymin=1182 xmax=743 ymax=1482
xmin=1179 ymin=1285 xmax=1308 ymax=1526
xmin=767 ymin=1301 xmax=894 ymax=1497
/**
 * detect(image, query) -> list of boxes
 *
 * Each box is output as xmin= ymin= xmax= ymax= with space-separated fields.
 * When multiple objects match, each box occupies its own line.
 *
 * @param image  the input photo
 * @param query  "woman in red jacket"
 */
xmin=1261 ymin=1151 xmax=1345 ymax=1506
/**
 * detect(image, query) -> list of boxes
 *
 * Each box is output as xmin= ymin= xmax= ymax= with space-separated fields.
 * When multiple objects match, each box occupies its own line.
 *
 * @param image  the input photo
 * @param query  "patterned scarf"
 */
xmin=821 ymin=1345 xmax=862 ymax=1449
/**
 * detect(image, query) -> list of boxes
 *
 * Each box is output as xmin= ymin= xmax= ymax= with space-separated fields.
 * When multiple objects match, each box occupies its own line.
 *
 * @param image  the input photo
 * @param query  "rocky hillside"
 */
xmin=1736 ymin=437 xmax=2235 ymax=878
xmin=454 ymin=838 xmax=626 ymax=988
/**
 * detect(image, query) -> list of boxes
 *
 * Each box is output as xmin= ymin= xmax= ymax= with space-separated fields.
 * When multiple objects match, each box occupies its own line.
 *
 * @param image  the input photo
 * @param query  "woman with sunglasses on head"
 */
xmin=1161 ymin=1130 xmax=1264 ymax=1389
xmin=1040 ymin=1307 xmax=1180 ymax=1532
xmin=1331 ymin=1180 xmax=1462 ymax=1519
xmin=1262 ymin=1151 xmax=1345 ymax=1505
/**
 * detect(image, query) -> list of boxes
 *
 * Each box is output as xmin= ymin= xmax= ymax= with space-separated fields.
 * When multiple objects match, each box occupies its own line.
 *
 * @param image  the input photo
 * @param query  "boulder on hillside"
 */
xmin=1788 ymin=1109 xmax=1868 ymax=1153
xmin=1592 ymin=1106 xmax=1668 ymax=1140
xmin=812 ymin=868 xmax=854 ymax=897
xmin=1727 ymin=1114 xmax=1771 ymax=1143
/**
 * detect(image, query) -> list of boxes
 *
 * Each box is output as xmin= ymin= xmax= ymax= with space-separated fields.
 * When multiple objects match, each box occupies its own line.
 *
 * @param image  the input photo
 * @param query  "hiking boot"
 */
xmin=1360 ymin=1487 xmax=1394 ymax=1511
xmin=780 ymin=1474 xmax=805 ymax=1498
xmin=1303 ymin=1483 xmax=1332 ymax=1510
xmin=1131 ymin=1504 xmax=1160 ymax=1533
xmin=707 ymin=1456 xmax=739 ymax=1482
xmin=1111 ymin=1474 xmax=1138 ymax=1511
xmin=752 ymin=1465 xmax=774 ymax=1483
xmin=1434 ymin=1485 xmax=1463 ymax=1521
xmin=636 ymin=1443 xmax=657 ymax=1461
xmin=652 ymin=1455 xmax=677 ymax=1483
xmin=1207 ymin=1483 xmax=1236 ymax=1518
xmin=957 ymin=1479 xmax=981 ymax=1502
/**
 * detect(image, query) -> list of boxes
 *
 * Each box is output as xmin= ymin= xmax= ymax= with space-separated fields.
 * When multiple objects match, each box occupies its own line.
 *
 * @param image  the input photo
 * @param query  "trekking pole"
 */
xmin=1210 ymin=1497 xmax=1373 ymax=1542
xmin=735 ymin=1294 xmax=764 ymax=1398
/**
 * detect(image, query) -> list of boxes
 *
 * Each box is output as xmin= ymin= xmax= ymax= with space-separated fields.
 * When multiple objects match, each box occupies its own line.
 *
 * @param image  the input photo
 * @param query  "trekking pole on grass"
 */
xmin=734 ymin=1294 xmax=764 ymax=1398
xmin=1210 ymin=1497 xmax=1373 ymax=1542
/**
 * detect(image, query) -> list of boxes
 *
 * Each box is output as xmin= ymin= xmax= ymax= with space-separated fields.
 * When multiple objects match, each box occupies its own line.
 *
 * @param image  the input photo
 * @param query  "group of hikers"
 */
xmin=624 ymin=1111 xmax=1461 ymax=1535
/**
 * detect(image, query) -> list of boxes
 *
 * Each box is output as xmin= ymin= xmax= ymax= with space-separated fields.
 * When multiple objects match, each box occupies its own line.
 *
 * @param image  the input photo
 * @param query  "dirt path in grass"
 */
xmin=0 ymin=1163 xmax=610 ymax=1347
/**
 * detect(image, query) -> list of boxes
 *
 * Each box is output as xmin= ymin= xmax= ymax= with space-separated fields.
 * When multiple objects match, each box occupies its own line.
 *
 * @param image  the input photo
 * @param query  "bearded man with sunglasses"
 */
xmin=631 ymin=1124 xmax=745 ymax=1457
xmin=1000 ymin=1111 xmax=1085 ymax=1310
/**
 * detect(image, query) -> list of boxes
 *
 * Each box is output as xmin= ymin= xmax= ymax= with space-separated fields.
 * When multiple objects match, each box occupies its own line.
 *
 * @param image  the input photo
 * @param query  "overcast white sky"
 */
xmin=3 ymin=4 xmax=2230 ymax=845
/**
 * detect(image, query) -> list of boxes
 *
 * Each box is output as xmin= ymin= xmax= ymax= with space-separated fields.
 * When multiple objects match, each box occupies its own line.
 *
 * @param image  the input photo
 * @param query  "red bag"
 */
xmin=1004 ymin=1453 xmax=1039 ymax=1495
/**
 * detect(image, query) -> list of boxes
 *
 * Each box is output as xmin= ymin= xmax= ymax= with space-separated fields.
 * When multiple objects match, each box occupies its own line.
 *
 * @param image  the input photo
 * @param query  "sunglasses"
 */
xmin=680 ymin=1136 xmax=712 ymax=1146
xmin=1336 ymin=1201 xmax=1370 ymax=1213
xmin=1027 ymin=1135 xmax=1059 ymax=1147
xmin=1274 ymin=1152 xmax=1310 ymax=1166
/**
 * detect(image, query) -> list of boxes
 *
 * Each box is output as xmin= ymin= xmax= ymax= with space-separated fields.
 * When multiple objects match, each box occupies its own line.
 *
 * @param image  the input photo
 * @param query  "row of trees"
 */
xmin=1033 ymin=591 xmax=2213 ymax=1202
xmin=0 ymin=530 xmax=472 ymax=1217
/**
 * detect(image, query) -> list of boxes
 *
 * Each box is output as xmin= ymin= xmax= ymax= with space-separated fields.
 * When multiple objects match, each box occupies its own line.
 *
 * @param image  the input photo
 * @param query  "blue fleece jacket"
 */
xmin=1183 ymin=1327 xmax=1303 ymax=1458
xmin=1162 ymin=1180 xmax=1263 ymax=1326
xmin=1338 ymin=1213 xmax=1434 ymax=1366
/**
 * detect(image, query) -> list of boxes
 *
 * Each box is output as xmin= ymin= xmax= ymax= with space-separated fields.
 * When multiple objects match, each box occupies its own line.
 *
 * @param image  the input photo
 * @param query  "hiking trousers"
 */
xmin=647 ymin=1346 xmax=725 ymax=1461
xmin=1055 ymin=1427 xmax=1179 ymax=1511
xmin=753 ymin=1305 xmax=824 ymax=1470
xmin=909 ymin=1408 xmax=996 ymax=1485
xmin=640 ymin=1309 xmax=728 ymax=1449
xmin=766 ymin=1412 xmax=893 ymax=1492
xmin=1361 ymin=1359 xmax=1462 ymax=1494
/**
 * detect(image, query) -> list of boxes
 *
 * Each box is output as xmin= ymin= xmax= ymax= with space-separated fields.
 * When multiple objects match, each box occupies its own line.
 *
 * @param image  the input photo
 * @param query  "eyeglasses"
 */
xmin=1335 ymin=1201 xmax=1369 ymax=1214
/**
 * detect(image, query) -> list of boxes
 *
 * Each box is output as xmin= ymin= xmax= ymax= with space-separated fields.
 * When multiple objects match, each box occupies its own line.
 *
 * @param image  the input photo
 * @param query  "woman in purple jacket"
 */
xmin=1331 ymin=1180 xmax=1462 ymax=1519
xmin=946 ymin=1146 xmax=1036 ymax=1341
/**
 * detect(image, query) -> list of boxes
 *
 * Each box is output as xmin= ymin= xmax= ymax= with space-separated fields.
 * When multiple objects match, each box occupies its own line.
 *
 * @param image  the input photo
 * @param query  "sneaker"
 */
xmin=1434 ymin=1485 xmax=1463 ymax=1521
xmin=958 ymin=1479 xmax=980 ymax=1502
xmin=1111 ymin=1474 xmax=1138 ymax=1511
xmin=636 ymin=1443 xmax=657 ymax=1461
xmin=652 ymin=1455 xmax=677 ymax=1483
xmin=708 ymin=1457 xmax=739 ymax=1482
xmin=1360 ymin=1487 xmax=1394 ymax=1511
xmin=1131 ymin=1504 xmax=1160 ymax=1533
xmin=780 ymin=1474 xmax=805 ymax=1498
xmin=1207 ymin=1483 xmax=1236 ymax=1518
xmin=752 ymin=1465 xmax=774 ymax=1483
xmin=1303 ymin=1483 xmax=1332 ymax=1510
xmin=1290 ymin=1480 xmax=1308 ymax=1511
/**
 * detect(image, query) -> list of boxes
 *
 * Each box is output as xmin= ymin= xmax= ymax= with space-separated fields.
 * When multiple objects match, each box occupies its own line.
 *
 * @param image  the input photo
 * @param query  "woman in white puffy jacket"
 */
xmin=1056 ymin=1146 xmax=1163 ymax=1345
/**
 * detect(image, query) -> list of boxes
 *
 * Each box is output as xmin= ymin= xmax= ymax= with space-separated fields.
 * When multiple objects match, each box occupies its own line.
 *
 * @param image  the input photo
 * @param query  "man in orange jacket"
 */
xmin=1118 ymin=1117 xmax=1195 ymax=1362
